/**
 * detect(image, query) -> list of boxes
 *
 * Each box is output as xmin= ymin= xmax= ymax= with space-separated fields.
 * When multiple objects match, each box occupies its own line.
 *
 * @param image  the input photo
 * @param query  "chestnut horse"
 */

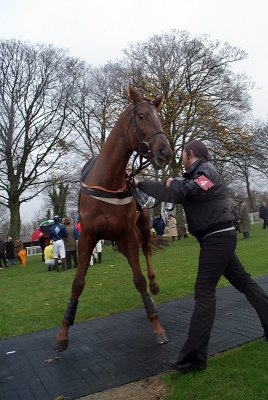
xmin=53 ymin=86 xmax=173 ymax=352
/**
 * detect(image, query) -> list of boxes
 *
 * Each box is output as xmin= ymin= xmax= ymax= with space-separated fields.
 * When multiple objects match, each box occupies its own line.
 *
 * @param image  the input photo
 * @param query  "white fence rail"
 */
xmin=26 ymin=246 xmax=42 ymax=256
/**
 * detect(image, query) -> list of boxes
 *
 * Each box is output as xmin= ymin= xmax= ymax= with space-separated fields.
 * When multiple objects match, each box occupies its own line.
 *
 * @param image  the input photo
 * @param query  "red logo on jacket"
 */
xmin=194 ymin=175 xmax=214 ymax=190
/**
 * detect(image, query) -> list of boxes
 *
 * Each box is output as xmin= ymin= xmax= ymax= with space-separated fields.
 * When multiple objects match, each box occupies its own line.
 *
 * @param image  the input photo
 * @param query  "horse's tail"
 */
xmin=149 ymin=234 xmax=169 ymax=252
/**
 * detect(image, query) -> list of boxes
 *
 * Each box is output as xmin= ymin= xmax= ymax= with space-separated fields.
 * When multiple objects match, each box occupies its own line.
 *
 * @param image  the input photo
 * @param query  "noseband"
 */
xmin=130 ymin=100 xmax=165 ymax=157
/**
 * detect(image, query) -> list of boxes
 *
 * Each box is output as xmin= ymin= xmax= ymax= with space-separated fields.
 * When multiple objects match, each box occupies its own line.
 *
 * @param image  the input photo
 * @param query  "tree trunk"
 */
xmin=176 ymin=204 xmax=187 ymax=239
xmin=245 ymin=176 xmax=254 ymax=212
xmin=9 ymin=198 xmax=21 ymax=240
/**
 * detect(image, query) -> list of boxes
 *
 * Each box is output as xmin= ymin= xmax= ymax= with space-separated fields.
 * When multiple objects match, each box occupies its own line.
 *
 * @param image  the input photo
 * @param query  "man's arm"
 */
xmin=137 ymin=180 xmax=174 ymax=202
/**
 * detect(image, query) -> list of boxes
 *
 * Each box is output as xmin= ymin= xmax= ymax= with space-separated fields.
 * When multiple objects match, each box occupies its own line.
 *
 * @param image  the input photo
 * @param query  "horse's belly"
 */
xmin=80 ymin=199 xmax=136 ymax=240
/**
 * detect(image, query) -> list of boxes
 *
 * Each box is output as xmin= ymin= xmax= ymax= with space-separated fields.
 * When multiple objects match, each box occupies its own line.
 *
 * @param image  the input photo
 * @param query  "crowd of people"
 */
xmin=0 ymin=215 xmax=103 ymax=271
xmin=0 ymin=237 xmax=27 ymax=269
xmin=43 ymin=215 xmax=103 ymax=272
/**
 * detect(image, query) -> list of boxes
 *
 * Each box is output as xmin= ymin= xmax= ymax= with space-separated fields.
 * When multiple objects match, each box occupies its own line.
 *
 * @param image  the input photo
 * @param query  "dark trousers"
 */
xmin=263 ymin=219 xmax=268 ymax=229
xmin=178 ymin=230 xmax=268 ymax=366
xmin=66 ymin=250 xmax=77 ymax=269
xmin=0 ymin=252 xmax=7 ymax=267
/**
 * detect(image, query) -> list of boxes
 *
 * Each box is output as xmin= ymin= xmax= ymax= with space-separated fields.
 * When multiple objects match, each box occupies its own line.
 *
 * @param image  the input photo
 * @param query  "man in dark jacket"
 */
xmin=138 ymin=140 xmax=268 ymax=373
xmin=5 ymin=237 xmax=15 ymax=266
xmin=0 ymin=238 xmax=7 ymax=269
xmin=152 ymin=214 xmax=166 ymax=235
xmin=63 ymin=217 xmax=78 ymax=269
xmin=259 ymin=201 xmax=268 ymax=229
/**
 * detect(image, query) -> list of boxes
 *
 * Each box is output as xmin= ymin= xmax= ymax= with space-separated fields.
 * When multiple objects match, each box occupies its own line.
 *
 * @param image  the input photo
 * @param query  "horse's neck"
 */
xmin=86 ymin=113 xmax=132 ymax=189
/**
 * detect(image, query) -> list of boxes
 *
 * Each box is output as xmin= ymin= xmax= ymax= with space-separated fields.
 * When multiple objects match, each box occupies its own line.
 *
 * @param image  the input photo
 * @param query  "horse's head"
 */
xmin=127 ymin=85 xmax=173 ymax=170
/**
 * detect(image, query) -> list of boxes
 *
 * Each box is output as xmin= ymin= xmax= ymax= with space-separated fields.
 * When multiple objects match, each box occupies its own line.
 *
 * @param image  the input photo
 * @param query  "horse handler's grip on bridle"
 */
xmin=166 ymin=177 xmax=174 ymax=188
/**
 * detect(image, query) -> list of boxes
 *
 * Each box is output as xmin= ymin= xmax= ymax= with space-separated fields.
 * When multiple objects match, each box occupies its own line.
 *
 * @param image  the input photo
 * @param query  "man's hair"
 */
xmin=184 ymin=140 xmax=209 ymax=161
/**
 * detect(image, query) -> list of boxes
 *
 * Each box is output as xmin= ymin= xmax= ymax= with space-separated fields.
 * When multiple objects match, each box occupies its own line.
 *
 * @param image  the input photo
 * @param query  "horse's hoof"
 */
xmin=150 ymin=285 xmax=160 ymax=295
xmin=52 ymin=337 xmax=69 ymax=352
xmin=154 ymin=331 xmax=169 ymax=345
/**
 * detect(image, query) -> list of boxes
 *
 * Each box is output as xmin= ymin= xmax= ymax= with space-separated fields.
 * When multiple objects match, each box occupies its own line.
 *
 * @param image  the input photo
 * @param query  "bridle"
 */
xmin=128 ymin=100 xmax=166 ymax=178
xmin=130 ymin=100 xmax=165 ymax=156
xmin=127 ymin=100 xmax=174 ymax=210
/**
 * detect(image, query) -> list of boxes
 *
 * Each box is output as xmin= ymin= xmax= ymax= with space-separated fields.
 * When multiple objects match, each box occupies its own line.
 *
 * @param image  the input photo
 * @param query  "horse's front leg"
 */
xmin=53 ymin=234 xmax=95 ymax=352
xmin=119 ymin=233 xmax=168 ymax=345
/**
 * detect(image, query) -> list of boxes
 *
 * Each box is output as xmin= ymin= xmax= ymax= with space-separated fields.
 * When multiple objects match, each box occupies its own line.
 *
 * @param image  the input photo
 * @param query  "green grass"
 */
xmin=163 ymin=340 xmax=268 ymax=400
xmin=0 ymin=224 xmax=267 ymax=338
xmin=0 ymin=224 xmax=267 ymax=399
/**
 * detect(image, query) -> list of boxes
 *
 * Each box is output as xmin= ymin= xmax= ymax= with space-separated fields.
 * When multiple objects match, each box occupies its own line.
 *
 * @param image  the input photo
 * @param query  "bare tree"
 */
xmin=0 ymin=204 xmax=9 ymax=238
xmin=205 ymin=121 xmax=268 ymax=211
xmin=68 ymin=62 xmax=126 ymax=159
xmin=121 ymin=30 xmax=253 ymax=175
xmin=0 ymin=39 xmax=82 ymax=239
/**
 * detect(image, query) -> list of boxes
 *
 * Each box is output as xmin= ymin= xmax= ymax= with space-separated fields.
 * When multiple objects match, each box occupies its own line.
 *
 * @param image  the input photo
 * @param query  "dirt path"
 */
xmin=79 ymin=375 xmax=167 ymax=400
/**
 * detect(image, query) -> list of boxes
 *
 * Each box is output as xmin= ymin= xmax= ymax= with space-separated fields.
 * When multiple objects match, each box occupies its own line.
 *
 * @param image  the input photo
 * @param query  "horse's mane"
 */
xmin=81 ymin=156 xmax=98 ymax=181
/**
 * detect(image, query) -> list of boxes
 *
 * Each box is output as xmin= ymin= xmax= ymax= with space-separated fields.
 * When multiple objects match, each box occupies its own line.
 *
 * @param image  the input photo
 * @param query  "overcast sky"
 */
xmin=1 ymin=0 xmax=267 ymax=221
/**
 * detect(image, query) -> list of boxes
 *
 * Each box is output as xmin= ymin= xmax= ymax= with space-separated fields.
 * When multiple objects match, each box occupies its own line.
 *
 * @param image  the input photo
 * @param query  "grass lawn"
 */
xmin=0 ymin=223 xmax=267 ymax=398
xmin=163 ymin=339 xmax=268 ymax=400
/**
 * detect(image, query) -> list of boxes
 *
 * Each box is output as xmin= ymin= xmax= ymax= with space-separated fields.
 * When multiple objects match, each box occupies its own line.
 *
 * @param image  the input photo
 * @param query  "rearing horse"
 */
xmin=53 ymin=86 xmax=173 ymax=352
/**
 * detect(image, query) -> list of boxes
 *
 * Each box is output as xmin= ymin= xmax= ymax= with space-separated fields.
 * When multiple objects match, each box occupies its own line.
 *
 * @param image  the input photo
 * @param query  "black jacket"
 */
xmin=5 ymin=240 xmax=15 ymax=259
xmin=259 ymin=205 xmax=268 ymax=220
xmin=152 ymin=216 xmax=165 ymax=235
xmin=138 ymin=158 xmax=234 ymax=239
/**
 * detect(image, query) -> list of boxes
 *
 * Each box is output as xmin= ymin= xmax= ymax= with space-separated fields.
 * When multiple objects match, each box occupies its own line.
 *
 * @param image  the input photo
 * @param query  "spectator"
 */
xmin=152 ymin=214 xmax=166 ymax=235
xmin=18 ymin=248 xmax=27 ymax=267
xmin=44 ymin=240 xmax=55 ymax=271
xmin=235 ymin=195 xmax=250 ymax=239
xmin=96 ymin=240 xmax=103 ymax=263
xmin=167 ymin=214 xmax=178 ymax=242
xmin=63 ymin=217 xmax=78 ymax=269
xmin=111 ymin=241 xmax=119 ymax=252
xmin=259 ymin=201 xmax=268 ymax=229
xmin=75 ymin=216 xmax=81 ymax=237
xmin=0 ymin=238 xmax=8 ymax=269
xmin=14 ymin=238 xmax=23 ymax=263
xmin=49 ymin=215 xmax=68 ymax=272
xmin=5 ymin=237 xmax=15 ymax=266
xmin=39 ymin=231 xmax=50 ymax=262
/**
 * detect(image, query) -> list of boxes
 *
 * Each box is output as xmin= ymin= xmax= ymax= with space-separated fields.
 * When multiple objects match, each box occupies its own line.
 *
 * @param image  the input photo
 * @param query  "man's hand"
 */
xmin=166 ymin=177 xmax=174 ymax=188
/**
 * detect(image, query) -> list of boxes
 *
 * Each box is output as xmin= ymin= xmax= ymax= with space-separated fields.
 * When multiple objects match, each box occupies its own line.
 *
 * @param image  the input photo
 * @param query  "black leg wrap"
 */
xmin=64 ymin=298 xmax=78 ymax=326
xmin=141 ymin=292 xmax=157 ymax=318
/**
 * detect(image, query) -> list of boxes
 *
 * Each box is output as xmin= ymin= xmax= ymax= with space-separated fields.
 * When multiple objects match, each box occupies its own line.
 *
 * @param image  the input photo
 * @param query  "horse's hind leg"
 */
xmin=119 ymin=233 xmax=168 ymax=345
xmin=136 ymin=209 xmax=159 ymax=295
xmin=53 ymin=234 xmax=94 ymax=352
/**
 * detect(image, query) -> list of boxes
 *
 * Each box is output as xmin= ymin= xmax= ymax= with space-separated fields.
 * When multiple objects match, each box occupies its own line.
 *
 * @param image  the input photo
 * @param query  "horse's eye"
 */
xmin=139 ymin=113 xmax=144 ymax=120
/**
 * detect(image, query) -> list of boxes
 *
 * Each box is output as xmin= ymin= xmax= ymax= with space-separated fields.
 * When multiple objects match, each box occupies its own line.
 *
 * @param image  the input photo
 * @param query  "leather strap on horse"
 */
xmin=80 ymin=181 xmax=132 ymax=199
xmin=130 ymin=100 xmax=165 ymax=157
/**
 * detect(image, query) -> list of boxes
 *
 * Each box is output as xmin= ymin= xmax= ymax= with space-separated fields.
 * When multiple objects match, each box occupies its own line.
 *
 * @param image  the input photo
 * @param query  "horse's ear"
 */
xmin=152 ymin=94 xmax=164 ymax=110
xmin=127 ymin=85 xmax=142 ymax=104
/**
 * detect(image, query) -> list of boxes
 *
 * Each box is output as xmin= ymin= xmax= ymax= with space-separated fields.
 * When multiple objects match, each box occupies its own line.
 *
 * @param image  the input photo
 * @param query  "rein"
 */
xmin=81 ymin=99 xmax=169 ymax=206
